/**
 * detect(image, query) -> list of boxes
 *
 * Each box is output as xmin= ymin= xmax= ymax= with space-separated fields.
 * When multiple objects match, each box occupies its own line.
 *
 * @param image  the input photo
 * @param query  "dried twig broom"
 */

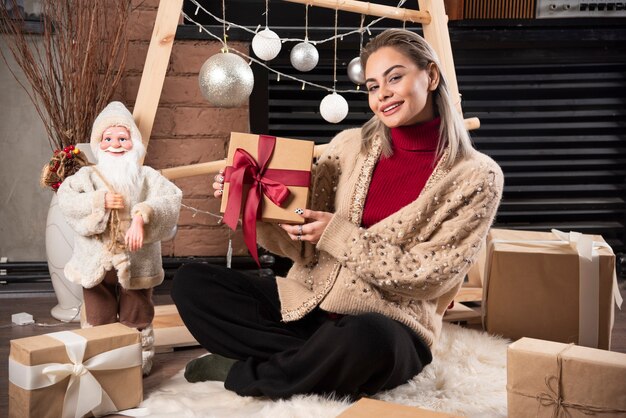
xmin=0 ymin=0 xmax=132 ymax=150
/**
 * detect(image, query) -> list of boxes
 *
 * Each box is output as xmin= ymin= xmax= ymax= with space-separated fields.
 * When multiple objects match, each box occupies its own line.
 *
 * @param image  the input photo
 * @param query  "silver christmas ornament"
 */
xmin=347 ymin=57 xmax=366 ymax=85
xmin=198 ymin=52 xmax=254 ymax=108
xmin=290 ymin=41 xmax=319 ymax=72
xmin=320 ymin=92 xmax=349 ymax=124
xmin=252 ymin=28 xmax=282 ymax=61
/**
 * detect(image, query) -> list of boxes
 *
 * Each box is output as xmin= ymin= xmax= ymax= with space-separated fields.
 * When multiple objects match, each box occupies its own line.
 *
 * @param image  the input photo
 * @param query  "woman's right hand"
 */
xmin=212 ymin=169 xmax=225 ymax=198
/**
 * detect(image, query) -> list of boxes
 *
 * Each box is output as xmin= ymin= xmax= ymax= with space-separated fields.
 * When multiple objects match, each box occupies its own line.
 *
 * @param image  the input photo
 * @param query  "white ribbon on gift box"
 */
xmin=8 ymin=330 xmax=146 ymax=418
xmin=481 ymin=229 xmax=623 ymax=348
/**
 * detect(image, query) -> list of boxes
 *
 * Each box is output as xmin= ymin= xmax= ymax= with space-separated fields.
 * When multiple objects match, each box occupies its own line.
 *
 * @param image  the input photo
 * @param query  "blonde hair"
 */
xmin=360 ymin=29 xmax=473 ymax=167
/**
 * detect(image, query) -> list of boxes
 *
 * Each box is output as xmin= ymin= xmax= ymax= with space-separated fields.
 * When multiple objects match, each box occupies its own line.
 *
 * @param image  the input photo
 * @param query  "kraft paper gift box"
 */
xmin=337 ymin=398 xmax=463 ymax=417
xmin=9 ymin=323 xmax=143 ymax=418
xmin=507 ymin=337 xmax=626 ymax=418
xmin=482 ymin=228 xmax=623 ymax=349
xmin=220 ymin=132 xmax=314 ymax=224
xmin=220 ymin=132 xmax=314 ymax=264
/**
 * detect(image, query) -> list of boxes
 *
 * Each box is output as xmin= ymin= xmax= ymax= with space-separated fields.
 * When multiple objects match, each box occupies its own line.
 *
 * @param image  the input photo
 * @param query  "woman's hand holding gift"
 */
xmin=280 ymin=209 xmax=333 ymax=245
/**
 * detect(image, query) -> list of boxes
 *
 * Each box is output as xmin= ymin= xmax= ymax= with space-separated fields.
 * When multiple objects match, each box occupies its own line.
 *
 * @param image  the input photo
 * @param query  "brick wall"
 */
xmin=122 ymin=0 xmax=248 ymax=257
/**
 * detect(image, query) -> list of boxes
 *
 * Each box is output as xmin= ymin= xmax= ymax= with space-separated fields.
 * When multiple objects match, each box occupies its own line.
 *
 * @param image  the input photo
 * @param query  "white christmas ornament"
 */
xmin=290 ymin=41 xmax=319 ymax=72
xmin=320 ymin=92 xmax=349 ymax=124
xmin=198 ymin=52 xmax=254 ymax=108
xmin=347 ymin=57 xmax=366 ymax=85
xmin=252 ymin=28 xmax=282 ymax=61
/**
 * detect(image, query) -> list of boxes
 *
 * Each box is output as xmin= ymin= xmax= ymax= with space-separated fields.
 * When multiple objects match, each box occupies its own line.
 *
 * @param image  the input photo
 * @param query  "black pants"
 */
xmin=171 ymin=263 xmax=432 ymax=399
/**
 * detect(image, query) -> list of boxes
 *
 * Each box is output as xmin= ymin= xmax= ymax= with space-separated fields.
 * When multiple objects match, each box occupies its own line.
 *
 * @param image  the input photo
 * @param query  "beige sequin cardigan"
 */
xmin=256 ymin=127 xmax=503 ymax=348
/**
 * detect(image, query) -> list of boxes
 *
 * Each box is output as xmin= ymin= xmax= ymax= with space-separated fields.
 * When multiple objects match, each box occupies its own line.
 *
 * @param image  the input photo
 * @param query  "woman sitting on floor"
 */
xmin=172 ymin=28 xmax=504 ymax=400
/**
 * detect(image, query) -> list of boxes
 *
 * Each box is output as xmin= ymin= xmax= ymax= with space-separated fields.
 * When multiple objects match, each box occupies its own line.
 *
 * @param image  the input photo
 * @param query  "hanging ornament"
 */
xmin=198 ymin=52 xmax=254 ymax=108
xmin=290 ymin=4 xmax=318 ymax=72
xmin=320 ymin=92 xmax=349 ymax=124
xmin=347 ymin=57 xmax=366 ymax=85
xmin=252 ymin=28 xmax=282 ymax=61
xmin=348 ymin=15 xmax=367 ymax=86
xmin=290 ymin=42 xmax=319 ymax=72
xmin=252 ymin=0 xmax=281 ymax=61
xmin=320 ymin=8 xmax=348 ymax=124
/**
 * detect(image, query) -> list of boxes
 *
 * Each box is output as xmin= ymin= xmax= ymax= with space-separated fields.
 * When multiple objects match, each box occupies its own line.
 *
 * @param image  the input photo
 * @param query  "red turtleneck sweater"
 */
xmin=361 ymin=117 xmax=441 ymax=228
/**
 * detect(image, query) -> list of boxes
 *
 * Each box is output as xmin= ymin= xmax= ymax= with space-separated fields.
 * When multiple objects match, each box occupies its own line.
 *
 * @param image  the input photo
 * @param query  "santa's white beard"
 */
xmin=95 ymin=142 xmax=145 ymax=201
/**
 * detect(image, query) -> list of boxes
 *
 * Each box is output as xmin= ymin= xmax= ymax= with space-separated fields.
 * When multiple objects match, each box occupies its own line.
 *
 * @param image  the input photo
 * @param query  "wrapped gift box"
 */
xmin=337 ymin=398 xmax=463 ymax=417
xmin=508 ymin=337 xmax=626 ymax=418
xmin=220 ymin=132 xmax=314 ymax=224
xmin=482 ymin=228 xmax=621 ymax=349
xmin=9 ymin=323 xmax=142 ymax=418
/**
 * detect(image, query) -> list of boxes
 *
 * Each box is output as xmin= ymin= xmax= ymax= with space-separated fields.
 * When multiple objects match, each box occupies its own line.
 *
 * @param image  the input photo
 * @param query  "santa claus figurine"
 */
xmin=57 ymin=101 xmax=182 ymax=375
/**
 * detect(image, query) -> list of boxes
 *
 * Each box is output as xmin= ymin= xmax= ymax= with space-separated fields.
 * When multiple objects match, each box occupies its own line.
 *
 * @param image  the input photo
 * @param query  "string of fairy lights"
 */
xmin=189 ymin=0 xmax=415 ymax=123
xmin=187 ymin=0 xmax=408 ymax=48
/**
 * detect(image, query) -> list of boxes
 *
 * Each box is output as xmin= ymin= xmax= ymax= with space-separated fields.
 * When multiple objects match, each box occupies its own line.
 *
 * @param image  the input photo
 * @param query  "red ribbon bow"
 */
xmin=223 ymin=135 xmax=310 ymax=266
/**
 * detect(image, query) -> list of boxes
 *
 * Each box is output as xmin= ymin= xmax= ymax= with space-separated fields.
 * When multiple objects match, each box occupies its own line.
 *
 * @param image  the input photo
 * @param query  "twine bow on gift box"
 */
xmin=9 ymin=330 xmax=146 ymax=418
xmin=509 ymin=344 xmax=626 ymax=418
xmin=222 ymin=135 xmax=311 ymax=266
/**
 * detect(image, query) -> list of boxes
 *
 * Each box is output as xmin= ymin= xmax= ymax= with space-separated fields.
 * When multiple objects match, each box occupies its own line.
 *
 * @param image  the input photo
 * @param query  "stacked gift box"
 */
xmin=473 ymin=228 xmax=625 ymax=416
xmin=480 ymin=228 xmax=622 ymax=350
xmin=507 ymin=337 xmax=626 ymax=417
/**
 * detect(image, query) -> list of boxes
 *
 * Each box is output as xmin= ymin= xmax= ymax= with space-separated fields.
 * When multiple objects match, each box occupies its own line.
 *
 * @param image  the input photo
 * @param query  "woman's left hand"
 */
xmin=279 ymin=209 xmax=333 ymax=245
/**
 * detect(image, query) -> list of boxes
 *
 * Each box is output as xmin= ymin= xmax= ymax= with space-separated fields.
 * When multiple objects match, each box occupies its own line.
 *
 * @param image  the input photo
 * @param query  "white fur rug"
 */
xmin=140 ymin=324 xmax=509 ymax=418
